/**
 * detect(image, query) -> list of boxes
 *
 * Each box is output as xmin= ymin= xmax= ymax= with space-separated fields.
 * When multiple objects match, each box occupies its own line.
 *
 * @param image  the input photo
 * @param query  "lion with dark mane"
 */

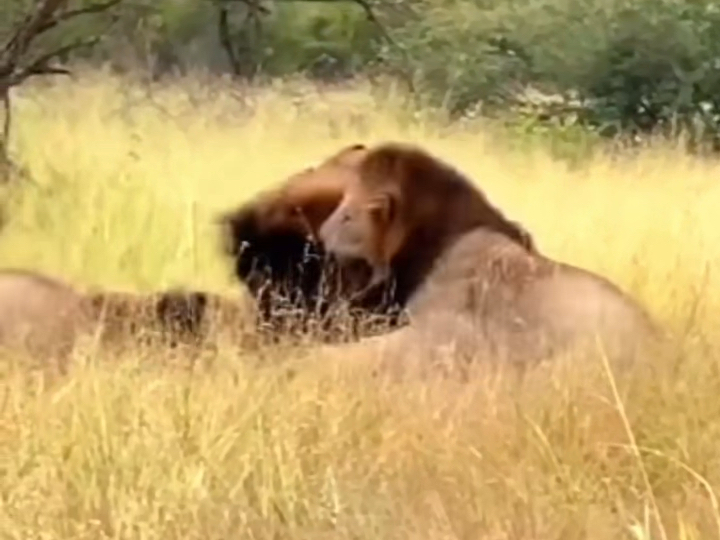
xmin=318 ymin=142 xmax=663 ymax=373
xmin=217 ymin=144 xmax=404 ymax=342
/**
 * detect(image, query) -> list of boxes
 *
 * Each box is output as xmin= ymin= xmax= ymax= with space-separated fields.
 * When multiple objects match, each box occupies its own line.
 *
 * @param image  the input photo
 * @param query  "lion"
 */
xmin=0 ymin=269 xmax=252 ymax=372
xmin=0 ymin=269 xmax=88 ymax=372
xmin=217 ymin=143 xmax=403 ymax=342
xmin=85 ymin=287 xmax=251 ymax=350
xmin=317 ymin=142 xmax=664 ymax=374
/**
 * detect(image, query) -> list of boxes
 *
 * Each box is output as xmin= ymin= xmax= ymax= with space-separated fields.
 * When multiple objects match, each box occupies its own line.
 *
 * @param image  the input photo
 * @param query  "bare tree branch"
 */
xmin=7 ymin=36 xmax=101 ymax=86
xmin=35 ymin=0 xmax=123 ymax=35
xmin=213 ymin=0 xmax=270 ymax=78
xmin=217 ymin=4 xmax=242 ymax=76
xmin=2 ymin=0 xmax=68 ymax=63
xmin=0 ymin=0 xmax=122 ymax=179
xmin=348 ymin=0 xmax=398 ymax=50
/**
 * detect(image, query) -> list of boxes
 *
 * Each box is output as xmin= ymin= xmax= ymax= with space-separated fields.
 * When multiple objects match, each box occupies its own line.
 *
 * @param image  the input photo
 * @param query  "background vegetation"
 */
xmin=4 ymin=0 xmax=720 ymax=152
xmin=1 ymin=1 xmax=720 ymax=539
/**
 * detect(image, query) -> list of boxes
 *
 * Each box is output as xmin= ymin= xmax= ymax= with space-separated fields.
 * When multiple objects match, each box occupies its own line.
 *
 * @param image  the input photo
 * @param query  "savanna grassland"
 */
xmin=2 ymin=70 xmax=720 ymax=540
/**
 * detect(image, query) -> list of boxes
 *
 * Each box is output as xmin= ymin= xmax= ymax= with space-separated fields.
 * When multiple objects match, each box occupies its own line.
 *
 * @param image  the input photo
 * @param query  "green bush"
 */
xmin=4 ymin=0 xmax=720 ymax=146
xmin=385 ymin=0 xmax=720 ymax=146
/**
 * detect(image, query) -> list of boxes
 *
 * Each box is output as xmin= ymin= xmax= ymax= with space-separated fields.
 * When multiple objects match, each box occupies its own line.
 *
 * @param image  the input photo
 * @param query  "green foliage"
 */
xmin=503 ymin=0 xmax=720 ymax=142
xmin=71 ymin=0 xmax=381 ymax=78
xmin=5 ymin=0 xmax=720 ymax=145
xmin=0 ymin=0 xmax=33 ymax=38
xmin=382 ymin=0 xmax=533 ymax=115
xmin=0 ymin=0 xmax=120 ymax=64
xmin=263 ymin=2 xmax=380 ymax=78
xmin=376 ymin=0 xmax=720 ymax=147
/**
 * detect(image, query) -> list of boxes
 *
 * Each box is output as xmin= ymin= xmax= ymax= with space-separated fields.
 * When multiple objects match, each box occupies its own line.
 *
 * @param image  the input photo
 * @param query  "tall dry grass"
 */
xmin=1 ymin=69 xmax=720 ymax=539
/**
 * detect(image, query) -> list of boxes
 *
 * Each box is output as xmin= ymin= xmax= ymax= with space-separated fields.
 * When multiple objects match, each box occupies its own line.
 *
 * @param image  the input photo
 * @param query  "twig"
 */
xmin=7 ymin=36 xmax=101 ymax=86
xmin=351 ymin=0 xmax=398 ymax=49
xmin=2 ymin=0 xmax=68 ymax=60
xmin=35 ymin=0 xmax=123 ymax=34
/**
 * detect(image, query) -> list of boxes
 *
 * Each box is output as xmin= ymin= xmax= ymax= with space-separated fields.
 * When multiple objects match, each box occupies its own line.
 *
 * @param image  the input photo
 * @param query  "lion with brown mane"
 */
xmin=317 ymin=141 xmax=664 ymax=375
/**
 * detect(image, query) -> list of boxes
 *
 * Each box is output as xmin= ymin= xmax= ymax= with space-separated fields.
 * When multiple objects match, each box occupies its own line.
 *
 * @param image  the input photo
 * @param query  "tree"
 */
xmin=0 ymin=0 xmax=123 ymax=179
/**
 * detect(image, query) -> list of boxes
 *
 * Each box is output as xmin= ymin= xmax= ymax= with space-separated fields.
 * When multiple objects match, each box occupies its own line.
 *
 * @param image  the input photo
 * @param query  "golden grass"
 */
xmin=1 ymin=69 xmax=720 ymax=539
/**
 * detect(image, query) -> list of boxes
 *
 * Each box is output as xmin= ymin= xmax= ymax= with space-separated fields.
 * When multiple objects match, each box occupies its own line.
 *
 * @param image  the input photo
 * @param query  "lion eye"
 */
xmin=366 ymin=194 xmax=396 ymax=223
xmin=366 ymin=200 xmax=386 ymax=217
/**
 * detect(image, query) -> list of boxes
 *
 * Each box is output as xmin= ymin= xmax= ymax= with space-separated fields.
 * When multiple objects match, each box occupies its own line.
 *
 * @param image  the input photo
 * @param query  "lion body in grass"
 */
xmin=318 ymin=142 xmax=663 ymax=373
